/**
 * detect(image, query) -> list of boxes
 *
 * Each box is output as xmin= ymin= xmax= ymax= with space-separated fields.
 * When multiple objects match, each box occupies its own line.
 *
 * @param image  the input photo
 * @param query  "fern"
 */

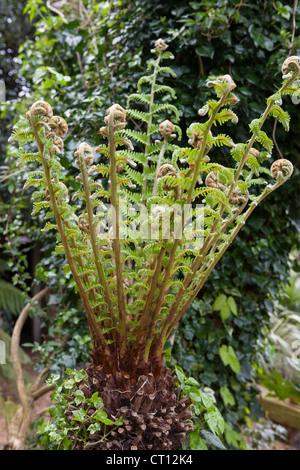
xmin=269 ymin=105 xmax=290 ymax=131
xmin=13 ymin=41 xmax=298 ymax=379
xmin=0 ymin=280 xmax=26 ymax=315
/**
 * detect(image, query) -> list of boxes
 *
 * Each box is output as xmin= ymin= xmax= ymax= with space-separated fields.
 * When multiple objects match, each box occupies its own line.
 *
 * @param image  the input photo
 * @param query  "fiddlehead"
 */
xmin=271 ymin=158 xmax=294 ymax=180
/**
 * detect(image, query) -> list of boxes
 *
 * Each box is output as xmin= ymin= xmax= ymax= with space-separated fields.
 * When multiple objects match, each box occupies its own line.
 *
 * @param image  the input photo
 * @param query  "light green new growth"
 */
xmin=10 ymin=40 xmax=299 ymax=375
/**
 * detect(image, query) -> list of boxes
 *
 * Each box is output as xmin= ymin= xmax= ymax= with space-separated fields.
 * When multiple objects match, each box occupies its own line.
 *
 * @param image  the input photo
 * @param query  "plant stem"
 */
xmin=108 ymin=109 xmax=127 ymax=356
xmin=160 ymin=178 xmax=287 ymax=348
xmin=155 ymin=74 xmax=298 ymax=353
xmin=142 ymin=52 xmax=161 ymax=198
xmin=79 ymin=149 xmax=116 ymax=337
xmin=29 ymin=118 xmax=112 ymax=365
xmin=148 ymin=87 xmax=230 ymax=357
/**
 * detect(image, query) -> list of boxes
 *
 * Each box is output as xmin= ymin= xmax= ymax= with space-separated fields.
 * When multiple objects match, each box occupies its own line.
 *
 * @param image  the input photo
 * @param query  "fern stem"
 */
xmin=163 ymin=177 xmax=287 ymax=340
xmin=108 ymin=108 xmax=127 ymax=356
xmin=153 ymin=74 xmax=297 ymax=354
xmin=133 ymin=246 xmax=166 ymax=354
xmin=79 ymin=150 xmax=117 ymax=337
xmin=29 ymin=119 xmax=112 ymax=364
xmin=142 ymin=52 xmax=162 ymax=198
xmin=149 ymin=89 xmax=230 ymax=357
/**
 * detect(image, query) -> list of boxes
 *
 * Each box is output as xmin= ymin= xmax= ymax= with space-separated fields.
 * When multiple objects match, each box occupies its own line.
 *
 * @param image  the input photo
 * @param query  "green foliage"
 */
xmin=0 ymin=280 xmax=26 ymax=315
xmin=12 ymin=40 xmax=298 ymax=377
xmin=256 ymin=272 xmax=300 ymax=399
xmin=257 ymin=368 xmax=300 ymax=404
xmin=38 ymin=368 xmax=123 ymax=450
xmin=174 ymin=366 xmax=234 ymax=450
xmin=213 ymin=293 xmax=237 ymax=320
xmin=219 ymin=345 xmax=240 ymax=375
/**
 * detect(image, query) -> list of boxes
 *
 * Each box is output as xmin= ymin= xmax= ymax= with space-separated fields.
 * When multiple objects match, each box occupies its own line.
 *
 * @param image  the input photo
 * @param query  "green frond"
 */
xmin=42 ymin=222 xmax=58 ymax=232
xmin=236 ymin=180 xmax=249 ymax=193
xmin=16 ymin=152 xmax=42 ymax=167
xmin=249 ymin=118 xmax=262 ymax=137
xmin=155 ymin=65 xmax=177 ymax=77
xmin=137 ymin=74 xmax=154 ymax=90
xmin=8 ymin=128 xmax=34 ymax=145
xmin=0 ymin=280 xmax=26 ymax=315
xmin=120 ymin=188 xmax=143 ymax=206
xmin=150 ymin=103 xmax=180 ymax=120
xmin=147 ymin=124 xmax=161 ymax=135
xmin=210 ymin=134 xmax=235 ymax=148
xmin=214 ymin=109 xmax=239 ymax=126
xmin=246 ymin=156 xmax=260 ymax=174
xmin=247 ymin=177 xmax=268 ymax=187
xmin=146 ymin=141 xmax=164 ymax=155
xmin=117 ymin=149 xmax=147 ymax=165
xmin=267 ymin=90 xmax=282 ymax=105
xmin=125 ymin=167 xmax=145 ymax=186
xmin=92 ymin=164 xmax=110 ymax=177
xmin=120 ymin=129 xmax=148 ymax=145
xmin=269 ymin=105 xmax=290 ymax=131
xmin=153 ymin=84 xmax=176 ymax=98
xmin=231 ymin=143 xmax=247 ymax=162
xmin=127 ymin=93 xmax=152 ymax=107
xmin=23 ymin=177 xmax=47 ymax=190
xmin=257 ymin=131 xmax=273 ymax=153
xmin=126 ymin=108 xmax=151 ymax=124
xmin=31 ymin=201 xmax=52 ymax=215
xmin=205 ymin=188 xmax=229 ymax=208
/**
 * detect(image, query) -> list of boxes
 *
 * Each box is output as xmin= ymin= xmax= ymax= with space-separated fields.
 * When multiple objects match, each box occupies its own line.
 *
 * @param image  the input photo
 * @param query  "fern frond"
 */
xmin=16 ymin=152 xmax=42 ymax=167
xmin=127 ymin=93 xmax=152 ymax=106
xmin=0 ymin=280 xmax=27 ymax=315
xmin=153 ymin=84 xmax=176 ymax=98
xmin=126 ymin=109 xmax=151 ymax=124
xmin=257 ymin=131 xmax=273 ymax=153
xmin=210 ymin=134 xmax=235 ymax=148
xmin=150 ymin=103 xmax=180 ymax=120
xmin=269 ymin=105 xmax=290 ymax=131
xmin=120 ymin=129 xmax=148 ymax=145
xmin=214 ymin=109 xmax=238 ymax=125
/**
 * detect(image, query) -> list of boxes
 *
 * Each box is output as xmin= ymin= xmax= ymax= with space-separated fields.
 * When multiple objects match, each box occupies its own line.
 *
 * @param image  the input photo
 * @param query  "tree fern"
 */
xmin=12 ymin=40 xmax=299 ymax=381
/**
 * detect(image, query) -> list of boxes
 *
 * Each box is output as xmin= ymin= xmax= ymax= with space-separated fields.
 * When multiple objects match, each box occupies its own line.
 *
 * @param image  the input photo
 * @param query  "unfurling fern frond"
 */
xmin=13 ymin=40 xmax=298 ymax=401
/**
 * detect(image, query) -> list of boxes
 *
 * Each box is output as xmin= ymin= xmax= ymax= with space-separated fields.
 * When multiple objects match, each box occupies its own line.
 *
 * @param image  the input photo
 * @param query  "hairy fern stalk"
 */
xmin=11 ymin=40 xmax=299 ymax=449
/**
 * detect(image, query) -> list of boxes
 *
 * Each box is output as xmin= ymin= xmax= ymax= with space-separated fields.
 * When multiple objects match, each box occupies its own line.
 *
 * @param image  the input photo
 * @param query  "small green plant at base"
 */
xmin=38 ymin=369 xmax=124 ymax=450
xmin=174 ymin=365 xmax=226 ymax=450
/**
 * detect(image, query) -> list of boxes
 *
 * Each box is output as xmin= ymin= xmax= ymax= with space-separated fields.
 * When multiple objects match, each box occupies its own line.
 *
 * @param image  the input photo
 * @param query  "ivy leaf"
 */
xmin=200 ymin=429 xmax=226 ymax=449
xmin=88 ymin=422 xmax=101 ymax=435
xmin=213 ymin=294 xmax=230 ymax=320
xmin=73 ymin=370 xmax=86 ymax=382
xmin=174 ymin=365 xmax=185 ymax=384
xmin=90 ymin=392 xmax=103 ymax=408
xmin=74 ymin=390 xmax=85 ymax=406
xmin=72 ymin=409 xmax=87 ymax=422
xmin=199 ymin=390 xmax=214 ymax=409
xmin=94 ymin=409 xmax=113 ymax=425
xmin=227 ymin=296 xmax=237 ymax=316
xmin=204 ymin=407 xmax=225 ymax=436
xmin=63 ymin=378 xmax=75 ymax=390
xmin=220 ymin=385 xmax=236 ymax=406
xmin=185 ymin=377 xmax=200 ymax=386
xmin=189 ymin=429 xmax=208 ymax=450
xmin=219 ymin=345 xmax=241 ymax=374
